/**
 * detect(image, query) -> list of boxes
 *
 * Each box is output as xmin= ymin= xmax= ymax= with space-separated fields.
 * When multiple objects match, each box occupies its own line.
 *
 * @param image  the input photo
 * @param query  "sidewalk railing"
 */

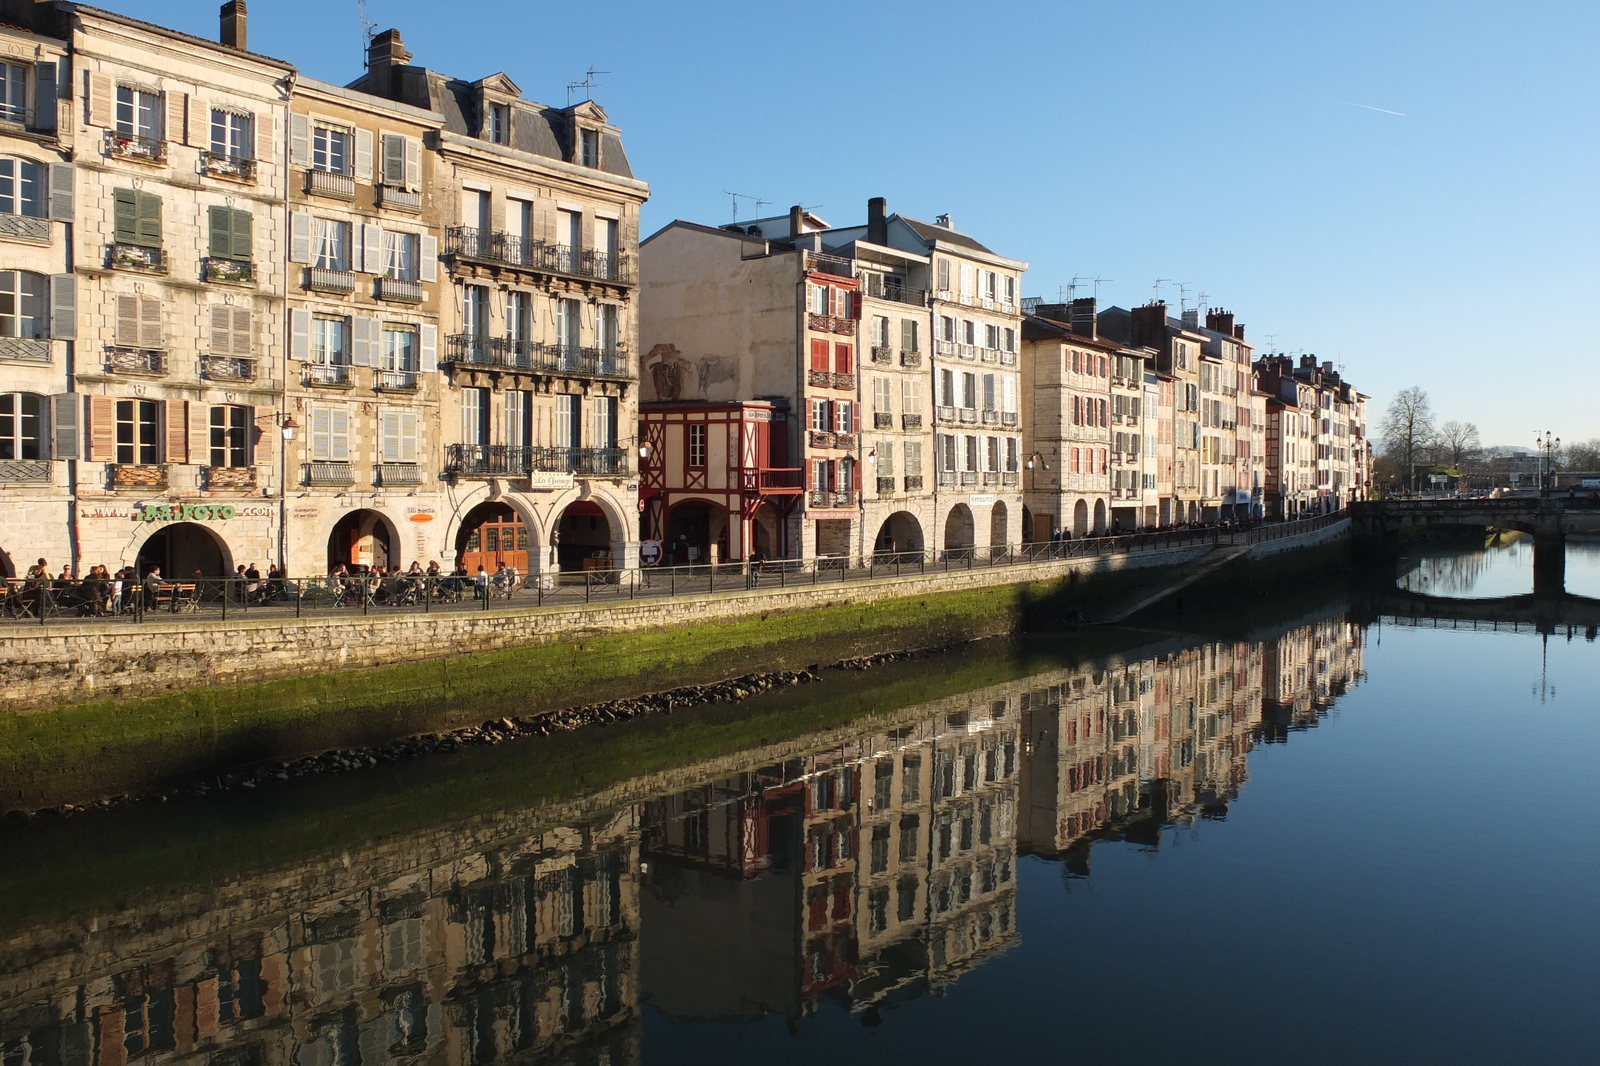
xmin=0 ymin=513 xmax=1350 ymax=626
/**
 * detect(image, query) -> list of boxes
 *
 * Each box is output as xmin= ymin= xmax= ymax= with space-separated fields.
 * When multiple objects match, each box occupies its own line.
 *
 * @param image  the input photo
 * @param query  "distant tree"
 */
xmin=1562 ymin=437 xmax=1600 ymax=471
xmin=1379 ymin=387 xmax=1436 ymax=492
xmin=1434 ymin=420 xmax=1482 ymax=469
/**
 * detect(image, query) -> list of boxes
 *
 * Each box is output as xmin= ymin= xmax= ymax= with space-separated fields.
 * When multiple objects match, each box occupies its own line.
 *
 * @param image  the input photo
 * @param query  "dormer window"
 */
xmin=580 ymin=128 xmax=599 ymax=167
xmin=488 ymin=104 xmax=508 ymax=145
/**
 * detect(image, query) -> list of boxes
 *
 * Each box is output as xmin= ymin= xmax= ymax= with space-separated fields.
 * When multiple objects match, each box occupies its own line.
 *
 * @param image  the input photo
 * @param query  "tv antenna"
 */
xmin=356 ymin=0 xmax=377 ymax=52
xmin=1264 ymin=333 xmax=1279 ymax=354
xmin=1177 ymin=282 xmax=1193 ymax=312
xmin=723 ymin=189 xmax=768 ymax=223
xmin=566 ymin=67 xmax=610 ymax=105
xmin=1151 ymin=278 xmax=1172 ymax=303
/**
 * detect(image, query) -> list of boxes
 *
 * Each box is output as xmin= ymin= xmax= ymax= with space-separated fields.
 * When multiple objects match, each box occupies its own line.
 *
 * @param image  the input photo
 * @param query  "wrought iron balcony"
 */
xmin=957 ymin=344 xmax=977 ymax=361
xmin=0 ymin=459 xmax=51 ymax=483
xmin=1000 ymin=350 xmax=1017 ymax=365
xmin=871 ymin=346 xmax=894 ymax=365
xmin=980 ymin=348 xmax=1000 ymax=364
xmin=200 ymin=151 xmax=256 ymax=182
xmin=111 ymin=464 xmax=167 ymax=489
xmin=877 ymin=476 xmax=896 ymax=494
xmin=376 ymin=276 xmax=424 ymax=302
xmin=307 ymin=267 xmax=356 ymax=294
xmin=107 ymin=348 xmax=166 ymax=375
xmin=982 ymin=410 xmax=999 ymax=424
xmin=205 ymin=465 xmax=256 ymax=490
xmin=860 ymin=277 xmax=927 ymax=307
xmin=807 ymin=490 xmax=856 ymax=509
xmin=306 ymin=168 xmax=356 ymax=200
xmin=981 ymin=471 xmax=998 ymax=486
xmin=900 ymin=350 xmax=923 ymax=368
xmin=109 ymin=242 xmax=165 ymax=273
xmin=807 ymin=369 xmax=855 ymax=390
xmin=303 ymin=363 xmax=353 ymax=387
xmin=444 ymin=443 xmax=629 ymax=477
xmin=376 ymin=185 xmax=423 ymax=212
xmin=0 ymin=337 xmax=51 ymax=363
xmin=874 ymin=412 xmax=894 ymax=429
xmin=805 ymin=252 xmax=856 ymax=278
xmin=752 ymin=468 xmax=805 ymax=491
xmin=107 ymin=131 xmax=164 ymax=164
xmin=204 ymin=257 xmax=254 ymax=284
xmin=936 ymin=405 xmax=957 ymax=423
xmin=1001 ymin=412 xmax=1019 ymax=426
xmin=807 ymin=312 xmax=855 ymax=336
xmin=902 ymin=413 xmax=923 ymax=430
xmin=201 ymin=354 xmax=256 ymax=382
xmin=0 ymin=211 xmax=50 ymax=243
xmin=939 ymin=471 xmax=957 ymax=486
xmin=959 ymin=471 xmax=978 ymax=486
xmin=442 ymin=227 xmax=635 ymax=283
xmin=936 ymin=340 xmax=956 ymax=356
xmin=377 ymin=463 xmax=424 ymax=486
xmin=904 ymin=474 xmax=924 ymax=491
xmin=441 ymin=335 xmax=629 ymax=380
xmin=374 ymin=370 xmax=419 ymax=391
xmin=304 ymin=461 xmax=355 ymax=485
xmin=807 ymin=430 xmax=857 ymax=450
xmin=958 ymin=408 xmax=978 ymax=424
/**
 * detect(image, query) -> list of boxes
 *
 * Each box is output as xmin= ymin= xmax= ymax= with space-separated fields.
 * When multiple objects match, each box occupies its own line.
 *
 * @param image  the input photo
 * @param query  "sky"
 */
xmin=102 ymin=0 xmax=1599 ymax=447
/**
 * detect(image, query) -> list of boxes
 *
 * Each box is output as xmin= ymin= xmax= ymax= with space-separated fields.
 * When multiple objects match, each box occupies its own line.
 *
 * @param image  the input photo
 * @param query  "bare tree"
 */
xmin=1434 ymin=420 xmax=1481 ymax=468
xmin=1563 ymin=437 xmax=1600 ymax=471
xmin=1379 ymin=387 xmax=1435 ymax=492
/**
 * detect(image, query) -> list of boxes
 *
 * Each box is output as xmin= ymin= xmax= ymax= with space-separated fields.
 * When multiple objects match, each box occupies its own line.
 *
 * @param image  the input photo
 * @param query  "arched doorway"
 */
xmin=750 ymin=501 xmax=784 ymax=560
xmin=137 ymin=522 xmax=231 ymax=578
xmin=327 ymin=509 xmax=396 ymax=573
xmin=873 ymin=512 xmax=924 ymax=557
xmin=943 ymin=504 xmax=974 ymax=553
xmin=989 ymin=501 xmax=1008 ymax=549
xmin=1072 ymin=499 xmax=1089 ymax=538
xmin=456 ymin=501 xmax=531 ymax=575
xmin=666 ymin=500 xmax=729 ymax=567
xmin=1093 ymin=499 xmax=1107 ymax=534
xmin=557 ymin=500 xmax=614 ymax=572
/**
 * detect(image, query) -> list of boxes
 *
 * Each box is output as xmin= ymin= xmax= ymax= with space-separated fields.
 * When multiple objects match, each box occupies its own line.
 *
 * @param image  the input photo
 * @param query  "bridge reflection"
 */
xmin=1355 ymin=586 xmax=1600 ymax=637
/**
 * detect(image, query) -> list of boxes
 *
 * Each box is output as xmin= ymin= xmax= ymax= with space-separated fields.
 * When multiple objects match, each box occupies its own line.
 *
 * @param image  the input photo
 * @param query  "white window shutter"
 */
xmin=419 ymin=234 xmax=438 ymax=282
xmin=288 ymin=113 xmax=310 ymax=166
xmin=47 ymin=162 xmax=73 ymax=221
xmin=53 ymin=394 xmax=78 ymax=460
xmin=354 ymin=128 xmax=374 ymax=180
xmin=34 ymin=62 xmax=57 ymax=130
xmin=86 ymin=71 xmax=113 ymax=127
xmin=330 ymin=408 xmax=351 ymax=461
xmin=289 ymin=308 xmax=311 ymax=361
xmin=138 ymin=296 xmax=163 ymax=349
xmin=310 ymin=406 xmax=331 ymax=460
xmin=351 ymin=316 xmax=376 ymax=366
xmin=49 ymin=274 xmax=75 ymax=341
xmin=289 ymin=211 xmax=312 ymax=264
xmin=361 ymin=224 xmax=383 ymax=274
xmin=400 ymin=411 xmax=418 ymax=463
xmin=419 ymin=325 xmax=437 ymax=372
xmin=381 ymin=410 xmax=400 ymax=462
xmin=188 ymin=100 xmax=208 ymax=149
xmin=232 ymin=308 xmax=252 ymax=356
xmin=165 ymin=92 xmax=185 ymax=144
xmin=404 ymin=136 xmax=421 ymax=190
xmin=209 ymin=306 xmax=232 ymax=354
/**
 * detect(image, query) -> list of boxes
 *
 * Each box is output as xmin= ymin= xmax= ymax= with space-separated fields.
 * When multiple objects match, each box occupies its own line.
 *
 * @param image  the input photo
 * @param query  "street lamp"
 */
xmin=1535 ymin=431 xmax=1560 ymax=497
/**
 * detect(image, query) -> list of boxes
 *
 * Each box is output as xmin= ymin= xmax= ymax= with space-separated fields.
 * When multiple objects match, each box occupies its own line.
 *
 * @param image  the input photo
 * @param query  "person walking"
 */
xmin=474 ymin=565 xmax=489 ymax=600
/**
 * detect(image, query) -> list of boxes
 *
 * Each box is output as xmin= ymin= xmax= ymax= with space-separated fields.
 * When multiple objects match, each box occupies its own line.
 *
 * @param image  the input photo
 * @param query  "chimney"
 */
xmin=1180 ymin=308 xmax=1200 ymax=331
xmin=1130 ymin=302 xmax=1166 ymax=350
xmin=366 ymin=28 xmax=412 ymax=100
xmin=935 ymin=213 xmax=952 ymax=229
xmin=1233 ymin=323 xmax=1245 ymax=341
xmin=866 ymin=197 xmax=887 ymax=246
xmin=1300 ymin=354 xmax=1316 ymax=370
xmin=788 ymin=205 xmax=804 ymax=239
xmin=1069 ymin=297 xmax=1097 ymax=340
xmin=1322 ymin=360 xmax=1334 ymax=375
xmin=1205 ymin=307 xmax=1235 ymax=338
xmin=219 ymin=1 xmax=246 ymax=50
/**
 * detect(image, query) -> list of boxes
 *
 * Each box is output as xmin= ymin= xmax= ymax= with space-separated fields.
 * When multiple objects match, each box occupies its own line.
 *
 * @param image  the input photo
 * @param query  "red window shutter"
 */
xmin=834 ymin=344 xmax=852 ymax=374
xmin=810 ymin=338 xmax=829 ymax=371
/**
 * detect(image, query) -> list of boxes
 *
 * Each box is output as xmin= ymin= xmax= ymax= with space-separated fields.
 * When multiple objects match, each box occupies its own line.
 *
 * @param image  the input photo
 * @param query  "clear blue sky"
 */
xmin=112 ymin=0 xmax=1598 ymax=447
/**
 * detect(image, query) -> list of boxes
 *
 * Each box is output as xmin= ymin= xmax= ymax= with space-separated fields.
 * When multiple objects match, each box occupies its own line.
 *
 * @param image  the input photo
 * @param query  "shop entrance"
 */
xmin=556 ymin=500 xmax=614 ymax=573
xmin=137 ymin=522 xmax=231 ymax=578
xmin=327 ymin=509 xmax=396 ymax=573
xmin=456 ymin=502 xmax=531 ymax=575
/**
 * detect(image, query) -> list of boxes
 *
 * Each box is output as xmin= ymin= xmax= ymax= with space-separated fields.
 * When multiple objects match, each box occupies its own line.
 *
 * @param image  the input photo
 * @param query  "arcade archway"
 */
xmin=943 ymin=504 xmax=974 ymax=552
xmin=666 ymin=500 xmax=730 ymax=566
xmin=137 ymin=522 xmax=231 ymax=578
xmin=873 ymin=511 xmax=924 ymax=556
xmin=1093 ymin=499 xmax=1107 ymax=534
xmin=327 ymin=509 xmax=397 ymax=573
xmin=989 ymin=501 xmax=1008 ymax=548
xmin=1073 ymin=499 xmax=1089 ymax=538
xmin=456 ymin=502 xmax=531 ymax=575
xmin=557 ymin=500 xmax=615 ymax=572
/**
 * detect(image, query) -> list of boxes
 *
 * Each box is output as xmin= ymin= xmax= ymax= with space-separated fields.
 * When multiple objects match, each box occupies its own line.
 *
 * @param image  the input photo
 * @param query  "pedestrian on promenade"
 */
xmin=474 ymin=565 xmax=489 ymax=600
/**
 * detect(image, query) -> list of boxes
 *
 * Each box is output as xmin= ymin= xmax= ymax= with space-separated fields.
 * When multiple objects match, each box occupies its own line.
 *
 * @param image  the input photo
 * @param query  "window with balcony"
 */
xmin=901 ymin=318 xmax=919 ymax=352
xmin=209 ymin=404 xmax=250 ymax=467
xmin=381 ymin=325 xmax=417 ymax=372
xmin=311 ymin=316 xmax=349 ymax=366
xmin=0 ymin=157 xmax=43 ymax=219
xmin=314 ymin=218 xmax=350 ymax=271
xmin=594 ymin=394 xmax=617 ymax=449
xmin=310 ymin=405 xmax=351 ymax=462
xmin=380 ymin=409 xmax=418 ymax=463
xmin=115 ymin=86 xmax=160 ymax=139
xmin=312 ymin=125 xmax=350 ymax=174
xmin=111 ymin=187 xmax=163 ymax=269
xmin=0 ymin=270 xmax=45 ymax=338
xmin=505 ymin=290 xmax=532 ymax=347
xmin=834 ymin=401 xmax=853 ymax=434
xmin=596 ymin=302 xmax=619 ymax=353
xmin=463 ymin=284 xmax=490 ymax=340
xmin=554 ymin=392 xmax=580 ymax=448
xmin=116 ymin=399 xmax=160 ymax=465
xmin=382 ymin=230 xmax=418 ymax=280
xmin=0 ymin=392 xmax=46 ymax=459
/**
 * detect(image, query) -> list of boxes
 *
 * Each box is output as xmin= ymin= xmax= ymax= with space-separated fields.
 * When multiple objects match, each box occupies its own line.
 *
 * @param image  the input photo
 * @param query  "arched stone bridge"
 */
xmin=1350 ymin=498 xmax=1600 ymax=593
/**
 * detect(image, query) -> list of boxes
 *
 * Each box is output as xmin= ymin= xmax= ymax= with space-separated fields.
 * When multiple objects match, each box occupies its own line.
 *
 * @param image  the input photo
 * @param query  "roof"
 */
xmin=74 ymin=4 xmax=296 ymax=70
xmin=641 ymin=218 xmax=779 ymax=248
xmin=1023 ymin=315 xmax=1125 ymax=352
xmin=899 ymin=215 xmax=995 ymax=255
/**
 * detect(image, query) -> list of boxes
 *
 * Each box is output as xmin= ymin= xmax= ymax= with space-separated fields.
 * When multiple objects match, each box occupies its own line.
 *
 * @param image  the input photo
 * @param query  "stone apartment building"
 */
xmin=1255 ymin=353 xmax=1368 ymax=517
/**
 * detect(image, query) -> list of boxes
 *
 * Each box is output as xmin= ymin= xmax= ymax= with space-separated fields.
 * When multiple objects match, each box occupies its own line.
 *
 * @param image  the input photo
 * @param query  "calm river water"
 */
xmin=1 ymin=545 xmax=1596 ymax=1065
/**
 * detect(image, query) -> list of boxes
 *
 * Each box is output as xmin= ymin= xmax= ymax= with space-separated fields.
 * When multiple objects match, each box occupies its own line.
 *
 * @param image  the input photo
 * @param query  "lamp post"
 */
xmin=1535 ymin=431 xmax=1560 ymax=498
xmin=277 ymin=414 xmax=299 ymax=576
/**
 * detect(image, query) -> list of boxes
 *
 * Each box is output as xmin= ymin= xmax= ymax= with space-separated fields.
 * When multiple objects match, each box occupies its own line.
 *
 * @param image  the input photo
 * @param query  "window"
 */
xmin=939 ymin=315 xmax=955 ymax=341
xmin=207 ymin=206 xmax=252 ymax=261
xmin=209 ymin=405 xmax=249 ymax=467
xmin=0 ymin=392 xmax=45 ymax=459
xmin=312 ymin=125 xmax=350 ymax=173
xmin=937 ymin=258 xmax=950 ymax=292
xmin=556 ymin=209 xmax=581 ymax=250
xmin=1003 ymin=276 xmax=1016 ymax=304
xmin=0 ymin=64 xmax=26 ymax=124
xmin=810 ymin=397 xmax=829 ymax=432
xmin=210 ymin=109 xmax=252 ymax=160
xmin=380 ymin=409 xmax=419 ymax=463
xmin=1002 ymin=376 xmax=1016 ymax=413
xmin=905 ymin=441 xmax=923 ymax=478
xmin=872 ymin=315 xmax=889 ymax=348
xmin=834 ymin=401 xmax=853 ymax=433
xmin=872 ymin=375 xmax=891 ymax=412
xmin=313 ymin=218 xmax=349 ymax=270
xmin=597 ymin=303 xmax=619 ymax=353
xmin=112 ymin=188 xmax=162 ymax=248
xmin=985 ymin=323 xmax=1000 ymax=350
xmin=961 ymin=372 xmax=976 ymax=409
xmin=462 ymin=388 xmax=489 ymax=447
xmin=580 ymin=128 xmax=599 ymax=167
xmin=381 ymin=325 xmax=417 ymax=371
xmin=382 ymin=230 xmax=418 ymax=280
xmin=115 ymin=399 xmax=160 ymax=464
xmin=555 ymin=393 xmax=580 ymax=447
xmin=309 ymin=405 xmax=351 ymax=462
xmin=810 ymin=338 xmax=830 ymax=372
xmin=834 ymin=343 xmax=852 ymax=374
xmin=487 ymin=104 xmax=508 ymax=145
xmin=463 ymin=285 xmax=489 ymax=339
xmin=901 ymin=318 xmax=919 ymax=352
xmin=504 ymin=390 xmax=530 ymax=448
xmin=811 ymin=458 xmax=831 ymax=491
xmin=1004 ymin=327 xmax=1016 ymax=352
xmin=688 ymin=423 xmax=707 ymax=466
xmin=0 ymin=270 xmax=45 ymax=337
xmin=987 ymin=436 xmax=1000 ymax=472
xmin=982 ymin=374 xmax=996 ymax=412
xmin=598 ymin=216 xmax=619 ymax=259
xmin=963 ymin=435 xmax=978 ymax=472
xmin=963 ymin=320 xmax=977 ymax=346
xmin=939 ymin=434 xmax=956 ymax=472
xmin=938 ymin=368 xmax=954 ymax=407
xmin=505 ymin=291 xmax=532 ymax=344
xmin=594 ymin=395 xmax=617 ymax=448
xmin=902 ymin=376 xmax=923 ymax=416
xmin=0 ymin=157 xmax=43 ymax=216
xmin=114 ymin=86 xmax=160 ymax=139
xmin=809 ymin=284 xmax=828 ymax=316
xmin=1007 ymin=438 xmax=1019 ymax=471
xmin=310 ymin=316 xmax=349 ymax=365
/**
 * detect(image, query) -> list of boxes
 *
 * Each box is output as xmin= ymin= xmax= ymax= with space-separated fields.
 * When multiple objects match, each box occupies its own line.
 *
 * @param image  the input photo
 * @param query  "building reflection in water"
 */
xmin=0 ymin=618 xmax=1364 ymax=1061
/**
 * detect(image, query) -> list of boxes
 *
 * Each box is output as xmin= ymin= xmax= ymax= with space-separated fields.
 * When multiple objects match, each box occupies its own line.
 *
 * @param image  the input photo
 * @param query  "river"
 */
xmin=0 ymin=546 xmax=1595 ymax=1065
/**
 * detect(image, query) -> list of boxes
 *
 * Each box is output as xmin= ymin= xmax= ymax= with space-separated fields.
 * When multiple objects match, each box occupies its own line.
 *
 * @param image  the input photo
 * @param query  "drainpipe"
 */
xmin=278 ymin=71 xmax=296 ymax=576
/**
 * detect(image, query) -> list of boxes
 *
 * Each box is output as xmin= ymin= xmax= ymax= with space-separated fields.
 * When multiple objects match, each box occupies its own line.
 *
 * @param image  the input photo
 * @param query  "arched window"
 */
xmin=0 ymin=392 xmax=48 ymax=460
xmin=0 ymin=157 xmax=44 ymax=217
xmin=0 ymin=270 xmax=46 ymax=339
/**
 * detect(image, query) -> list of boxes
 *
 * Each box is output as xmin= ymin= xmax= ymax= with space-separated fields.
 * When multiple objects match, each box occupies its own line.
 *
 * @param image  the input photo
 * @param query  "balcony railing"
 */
xmin=981 ymin=471 xmax=998 ymax=486
xmin=1001 ymin=412 xmax=1019 ymax=426
xmin=750 ymin=468 xmax=806 ymax=491
xmin=303 ymin=363 xmax=353 ymax=387
xmin=306 ymin=168 xmax=356 ymax=200
xmin=0 ymin=460 xmax=51 ymax=483
xmin=444 ymin=444 xmax=629 ymax=478
xmin=807 ymin=430 xmax=857 ymax=450
xmin=871 ymin=346 xmax=894 ymax=365
xmin=204 ymin=465 xmax=257 ymax=491
xmin=807 ymin=313 xmax=856 ymax=336
xmin=107 ymin=131 xmax=164 ymax=164
xmin=904 ymin=474 xmax=924 ymax=491
xmin=902 ymin=413 xmax=923 ymax=430
xmin=900 ymin=350 xmax=923 ymax=368
xmin=111 ymin=464 xmax=167 ymax=489
xmin=374 ymin=370 xmax=419 ymax=391
xmin=201 ymin=354 xmax=256 ymax=382
xmin=980 ymin=348 xmax=999 ymax=363
xmin=1002 ymin=471 xmax=1021 ymax=488
xmin=441 ymin=335 xmax=628 ymax=379
xmin=443 ymin=227 xmax=634 ymax=284
xmin=377 ymin=463 xmax=424 ymax=486
xmin=805 ymin=252 xmax=856 ymax=278
xmin=107 ymin=348 xmax=166 ymax=375
xmin=860 ymin=278 xmax=928 ymax=307
xmin=936 ymin=405 xmax=957 ymax=423
xmin=200 ymin=151 xmax=256 ymax=182
xmin=0 ymin=337 xmax=51 ymax=363
xmin=807 ymin=369 xmax=854 ymax=390
xmin=959 ymin=471 xmax=978 ymax=486
xmin=304 ymin=461 xmax=355 ymax=485
xmin=0 ymin=212 xmax=50 ymax=243
xmin=204 ymin=257 xmax=254 ymax=284
xmin=936 ymin=340 xmax=956 ymax=356
xmin=109 ymin=242 xmax=165 ymax=273
xmin=307 ymin=267 xmax=356 ymax=294
xmin=1000 ymin=350 xmax=1017 ymax=366
xmin=939 ymin=471 xmax=956 ymax=487
xmin=376 ymin=276 xmax=424 ymax=302
xmin=981 ymin=410 xmax=999 ymax=424
xmin=808 ymin=490 xmax=856 ymax=509
xmin=376 ymin=185 xmax=423 ymax=212
xmin=957 ymin=344 xmax=977 ymax=361
xmin=874 ymin=412 xmax=894 ymax=429
xmin=958 ymin=408 xmax=978 ymax=424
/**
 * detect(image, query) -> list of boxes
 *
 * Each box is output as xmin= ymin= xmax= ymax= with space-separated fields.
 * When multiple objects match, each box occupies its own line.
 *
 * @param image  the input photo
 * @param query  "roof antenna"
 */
xmin=356 ymin=0 xmax=377 ymax=57
xmin=566 ymin=67 xmax=609 ymax=105
xmin=722 ymin=190 xmax=768 ymax=223
xmin=1092 ymin=277 xmax=1110 ymax=299
xmin=1177 ymin=282 xmax=1193 ymax=312
xmin=1152 ymin=278 xmax=1171 ymax=303
xmin=1264 ymin=333 xmax=1279 ymax=354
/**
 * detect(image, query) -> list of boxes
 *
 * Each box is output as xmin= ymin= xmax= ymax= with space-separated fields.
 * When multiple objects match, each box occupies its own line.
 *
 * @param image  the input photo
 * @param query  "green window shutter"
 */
xmin=231 ymin=209 xmax=252 ymax=261
xmin=135 ymin=191 xmax=162 ymax=248
xmin=208 ymin=205 xmax=231 ymax=258
xmin=113 ymin=188 xmax=138 ymax=244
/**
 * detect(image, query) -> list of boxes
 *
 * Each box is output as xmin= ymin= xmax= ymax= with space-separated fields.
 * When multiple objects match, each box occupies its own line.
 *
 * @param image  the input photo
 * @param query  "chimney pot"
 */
xmin=788 ymin=205 xmax=804 ymax=240
xmin=220 ymin=0 xmax=246 ymax=51
xmin=1068 ymin=297 xmax=1097 ymax=340
xmin=867 ymin=197 xmax=887 ymax=246
xmin=935 ymin=213 xmax=952 ymax=229
xmin=366 ymin=28 xmax=413 ymax=100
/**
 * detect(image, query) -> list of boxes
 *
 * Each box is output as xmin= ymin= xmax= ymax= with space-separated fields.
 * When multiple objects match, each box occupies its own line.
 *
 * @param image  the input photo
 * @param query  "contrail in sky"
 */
xmin=1344 ymin=101 xmax=1406 ymax=116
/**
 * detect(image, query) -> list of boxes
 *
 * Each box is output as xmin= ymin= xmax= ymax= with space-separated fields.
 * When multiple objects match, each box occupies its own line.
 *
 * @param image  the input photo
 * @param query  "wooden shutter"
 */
xmin=351 ymin=316 xmax=378 ymax=366
xmin=164 ymin=92 xmax=185 ymax=145
xmin=360 ymin=224 xmax=382 ymax=274
xmin=86 ymin=396 xmax=116 ymax=461
xmin=187 ymin=100 xmax=208 ymax=149
xmin=329 ymin=407 xmax=350 ymax=461
xmin=810 ymin=339 xmax=828 ymax=371
xmin=419 ymin=324 xmax=437 ymax=372
xmin=232 ymin=209 xmax=252 ymax=260
xmin=289 ymin=211 xmax=312 ymax=264
xmin=399 ymin=411 xmax=418 ymax=463
xmin=380 ymin=133 xmax=404 ymax=184
xmin=289 ymin=308 xmax=311 ymax=360
xmin=34 ymin=61 xmax=57 ymax=130
xmin=288 ymin=113 xmax=310 ymax=166
xmin=309 ymin=406 xmax=330 ymax=461
xmin=354 ymin=128 xmax=373 ymax=180
xmin=209 ymin=306 xmax=232 ymax=353
xmin=49 ymin=274 xmax=75 ymax=341
xmin=165 ymin=399 xmax=189 ymax=464
xmin=52 ymin=394 xmax=79 ymax=460
xmin=419 ymin=234 xmax=437 ymax=282
xmin=112 ymin=188 xmax=138 ymax=244
xmin=207 ymin=205 xmax=231 ymax=258
xmin=835 ymin=343 xmax=852 ymax=374
xmin=381 ymin=410 xmax=400 ymax=462
xmin=901 ymin=318 xmax=915 ymax=352
xmin=86 ymin=71 xmax=112 ymax=127
xmin=231 ymin=308 xmax=252 ymax=356
xmin=138 ymin=296 xmax=163 ymax=349
xmin=47 ymin=162 xmax=73 ymax=221
xmin=404 ymin=136 xmax=421 ymax=190
xmin=253 ymin=406 xmax=275 ymax=473
xmin=188 ymin=401 xmax=210 ymax=467
xmin=135 ymin=191 xmax=162 ymax=248
xmin=114 ymin=295 xmax=140 ymax=347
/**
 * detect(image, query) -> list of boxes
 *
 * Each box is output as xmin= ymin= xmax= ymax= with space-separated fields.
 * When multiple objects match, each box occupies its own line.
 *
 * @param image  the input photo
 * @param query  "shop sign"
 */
xmin=528 ymin=472 xmax=576 ymax=491
xmin=969 ymin=494 xmax=997 ymax=507
xmin=134 ymin=503 xmax=273 ymax=523
xmin=407 ymin=507 xmax=436 ymax=523
xmin=291 ymin=506 xmax=320 ymax=521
